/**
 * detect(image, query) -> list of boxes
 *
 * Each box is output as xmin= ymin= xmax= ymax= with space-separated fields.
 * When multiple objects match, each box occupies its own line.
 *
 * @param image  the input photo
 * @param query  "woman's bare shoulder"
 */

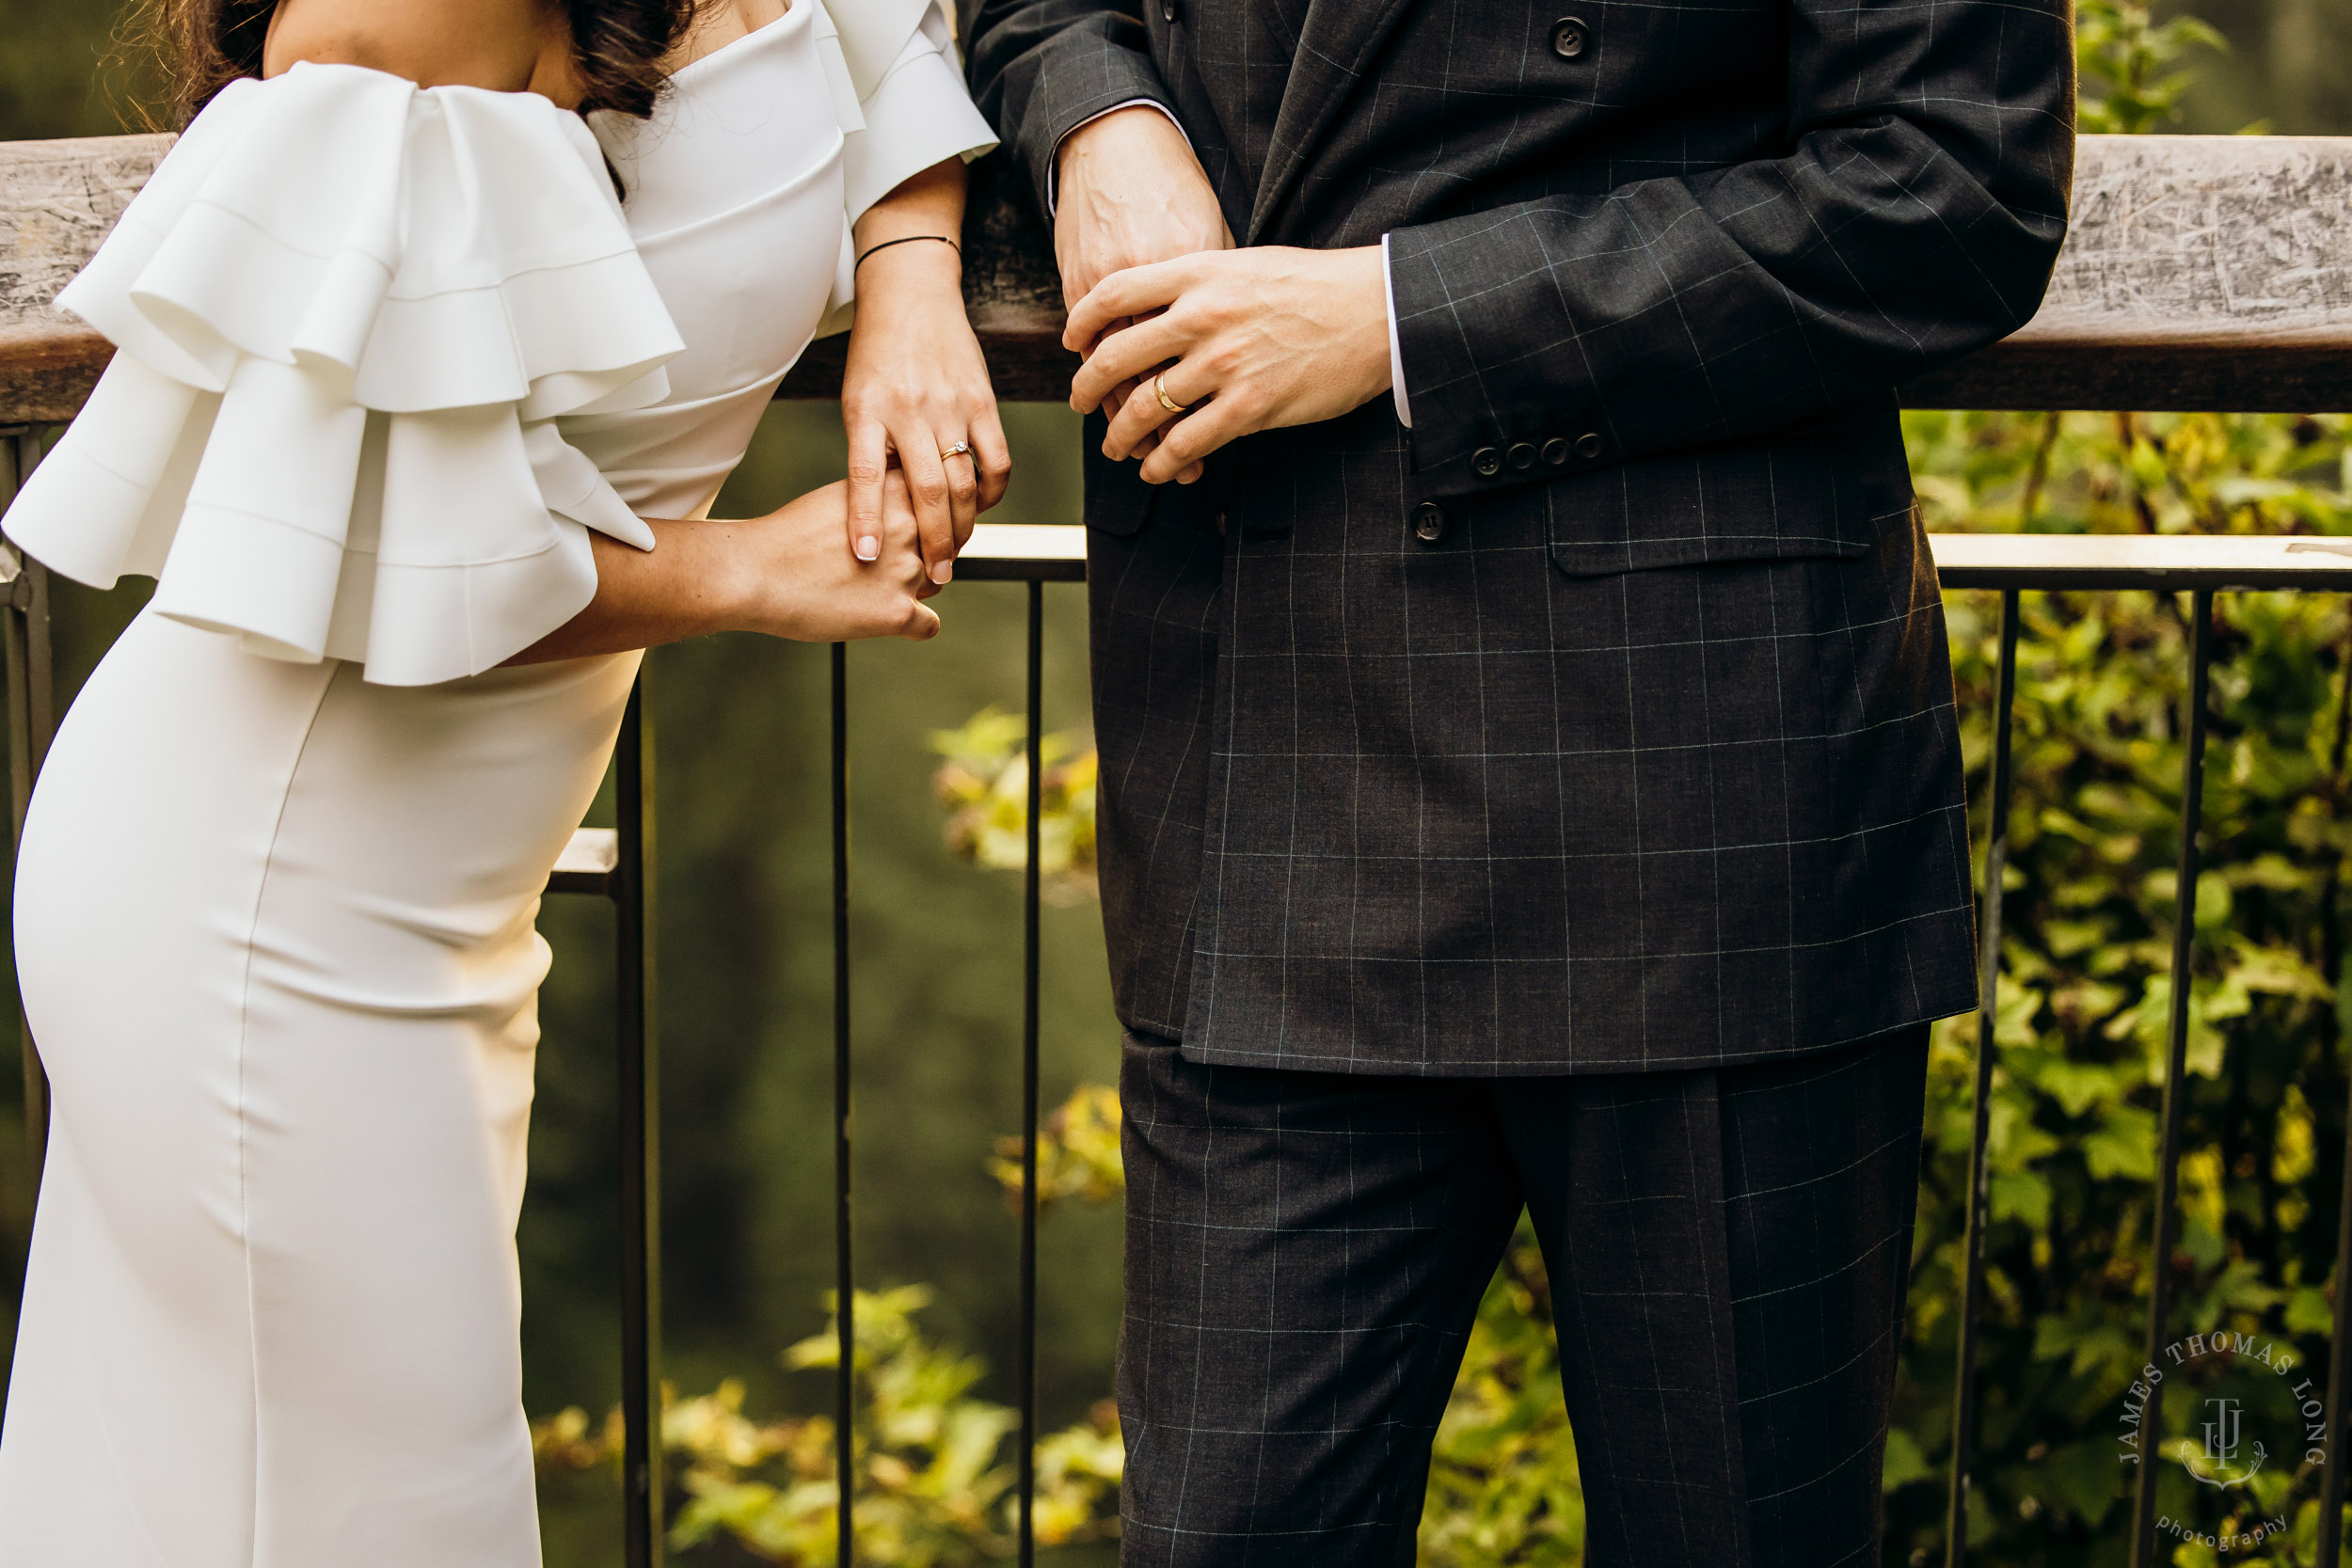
xmin=262 ymin=0 xmax=574 ymax=98
xmin=666 ymin=0 xmax=791 ymax=73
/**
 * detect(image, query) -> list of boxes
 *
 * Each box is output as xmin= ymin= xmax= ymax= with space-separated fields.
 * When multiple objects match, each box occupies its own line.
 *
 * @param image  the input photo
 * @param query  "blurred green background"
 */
xmin=2 ymin=3 xmax=2351 ymax=1565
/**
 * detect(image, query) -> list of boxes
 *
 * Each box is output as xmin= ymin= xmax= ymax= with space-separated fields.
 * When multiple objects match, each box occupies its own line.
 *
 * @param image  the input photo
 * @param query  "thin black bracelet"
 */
xmin=854 ymin=234 xmax=961 ymax=270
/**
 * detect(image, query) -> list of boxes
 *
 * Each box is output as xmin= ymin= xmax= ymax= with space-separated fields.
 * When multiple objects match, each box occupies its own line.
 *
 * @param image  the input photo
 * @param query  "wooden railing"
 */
xmin=6 ymin=134 xmax=2352 ymax=419
xmin=8 ymin=130 xmax=2352 ymax=1568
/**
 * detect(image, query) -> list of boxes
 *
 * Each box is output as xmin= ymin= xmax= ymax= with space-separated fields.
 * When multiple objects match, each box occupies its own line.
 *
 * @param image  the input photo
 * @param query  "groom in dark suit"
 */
xmin=961 ymin=0 xmax=2073 ymax=1559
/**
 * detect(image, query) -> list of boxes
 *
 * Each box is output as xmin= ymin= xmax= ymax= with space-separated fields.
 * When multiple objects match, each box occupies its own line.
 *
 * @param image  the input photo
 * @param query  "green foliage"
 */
xmin=2076 ymin=0 xmax=2227 ymax=134
xmin=989 ymin=1083 xmax=1124 ymax=1212
xmin=1416 ymin=1226 xmax=1584 ymax=1567
xmin=930 ymin=708 xmax=1099 ymax=904
xmin=533 ymin=1286 xmax=1122 ymax=1564
xmin=1889 ymin=402 xmax=2352 ymax=1564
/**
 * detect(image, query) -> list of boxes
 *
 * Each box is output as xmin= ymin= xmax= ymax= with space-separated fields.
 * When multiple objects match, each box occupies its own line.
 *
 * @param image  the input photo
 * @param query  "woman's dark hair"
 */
xmin=128 ymin=0 xmax=700 ymax=126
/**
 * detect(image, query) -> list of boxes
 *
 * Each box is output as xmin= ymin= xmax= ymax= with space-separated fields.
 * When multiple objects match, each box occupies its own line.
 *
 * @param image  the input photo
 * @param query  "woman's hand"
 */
xmin=843 ymin=159 xmax=1010 ymax=586
xmin=1065 ymin=245 xmax=1392 ymax=485
xmin=739 ymin=474 xmax=941 ymax=642
xmin=508 ymin=473 xmax=937 ymax=665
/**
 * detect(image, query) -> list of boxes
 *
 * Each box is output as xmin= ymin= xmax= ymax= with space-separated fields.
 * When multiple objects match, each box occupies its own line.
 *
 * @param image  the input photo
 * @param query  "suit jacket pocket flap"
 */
xmin=1545 ymin=441 xmax=1892 ymax=578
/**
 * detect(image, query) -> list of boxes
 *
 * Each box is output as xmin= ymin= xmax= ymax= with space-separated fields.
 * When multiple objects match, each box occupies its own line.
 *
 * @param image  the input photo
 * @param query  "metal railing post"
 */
xmin=1017 ymin=582 xmax=1043 ymax=1568
xmin=832 ymin=641 xmax=855 ymax=1568
xmin=2127 ymin=589 xmax=2216 ymax=1567
xmin=616 ymin=673 xmax=664 ymax=1568
xmin=2322 ymin=630 xmax=2352 ymax=1566
xmin=2326 ymin=1065 xmax=2352 ymax=1568
xmin=1947 ymin=587 xmax=2022 ymax=1567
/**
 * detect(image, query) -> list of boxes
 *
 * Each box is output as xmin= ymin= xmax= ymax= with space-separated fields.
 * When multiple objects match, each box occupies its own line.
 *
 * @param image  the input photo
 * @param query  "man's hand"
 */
xmin=1055 ymin=104 xmax=1231 ymax=304
xmin=1054 ymin=105 xmax=1231 ymax=472
xmin=1064 ymin=246 xmax=1392 ymax=485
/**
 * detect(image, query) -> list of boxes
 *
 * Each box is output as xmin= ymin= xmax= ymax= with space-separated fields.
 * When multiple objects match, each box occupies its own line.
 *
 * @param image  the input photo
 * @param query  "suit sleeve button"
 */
xmin=1413 ymin=501 xmax=1450 ymax=544
xmin=1471 ymin=446 xmax=1503 ymax=478
xmin=1575 ymin=432 xmax=1606 ymax=460
xmin=1541 ymin=437 xmax=1571 ymax=467
xmin=1550 ymin=17 xmax=1589 ymax=58
xmin=1506 ymin=442 xmax=1538 ymax=471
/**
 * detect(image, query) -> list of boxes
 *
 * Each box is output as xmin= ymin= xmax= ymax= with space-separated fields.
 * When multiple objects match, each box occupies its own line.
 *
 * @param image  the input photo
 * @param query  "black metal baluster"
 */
xmin=1947 ymin=588 xmax=2022 ymax=1568
xmin=616 ymin=674 xmax=664 ymax=1568
xmin=2326 ymin=1057 xmax=2352 ymax=1566
xmin=1 ymin=427 xmax=54 ymax=1213
xmin=2128 ymin=589 xmax=2215 ymax=1568
xmin=832 ymin=641 xmax=855 ymax=1568
xmin=1018 ymin=582 xmax=1043 ymax=1568
xmin=2322 ymin=622 xmax=2352 ymax=1565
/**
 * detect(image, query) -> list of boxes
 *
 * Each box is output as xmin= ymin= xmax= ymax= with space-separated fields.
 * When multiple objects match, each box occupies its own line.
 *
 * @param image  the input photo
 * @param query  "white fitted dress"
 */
xmin=0 ymin=6 xmax=992 ymax=1563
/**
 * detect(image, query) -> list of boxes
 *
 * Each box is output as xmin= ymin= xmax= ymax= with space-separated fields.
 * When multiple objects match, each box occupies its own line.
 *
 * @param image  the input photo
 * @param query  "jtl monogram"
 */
xmin=2181 ymin=1398 xmax=2267 ymax=1488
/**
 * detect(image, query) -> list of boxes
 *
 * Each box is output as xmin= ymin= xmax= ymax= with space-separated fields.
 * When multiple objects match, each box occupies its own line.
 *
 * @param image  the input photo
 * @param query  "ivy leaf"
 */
xmin=1992 ymin=1169 xmax=2054 ymax=1230
xmin=2083 ymin=1102 xmax=2158 ymax=1181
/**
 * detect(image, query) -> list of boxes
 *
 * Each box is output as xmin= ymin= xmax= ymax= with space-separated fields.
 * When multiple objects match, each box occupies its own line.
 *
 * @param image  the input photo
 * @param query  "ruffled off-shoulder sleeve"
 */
xmin=811 ymin=0 xmax=1000 ymax=337
xmin=1 ymin=63 xmax=684 ymax=686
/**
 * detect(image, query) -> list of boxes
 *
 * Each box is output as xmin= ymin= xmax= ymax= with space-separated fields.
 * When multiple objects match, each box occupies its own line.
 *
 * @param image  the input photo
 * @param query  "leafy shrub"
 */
xmin=930 ymin=708 xmax=1097 ymax=904
xmin=533 ymin=1286 xmax=1121 ymax=1563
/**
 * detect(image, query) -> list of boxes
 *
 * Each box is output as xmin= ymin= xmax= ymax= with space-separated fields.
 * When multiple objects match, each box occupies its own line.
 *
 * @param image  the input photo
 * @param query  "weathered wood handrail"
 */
xmin=6 ymin=133 xmax=2352 ymax=420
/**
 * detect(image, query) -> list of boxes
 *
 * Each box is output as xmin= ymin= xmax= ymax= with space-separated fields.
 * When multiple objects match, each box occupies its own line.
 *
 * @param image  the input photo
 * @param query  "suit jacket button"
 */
xmin=1575 ymin=432 xmax=1606 ymax=460
xmin=1506 ymin=441 xmax=1538 ymax=471
xmin=1541 ymin=437 xmax=1571 ymax=467
xmin=1550 ymin=16 xmax=1589 ymax=58
xmin=1471 ymin=446 xmax=1503 ymax=478
xmin=1413 ymin=501 xmax=1450 ymax=544
xmin=1160 ymin=0 xmax=1180 ymax=20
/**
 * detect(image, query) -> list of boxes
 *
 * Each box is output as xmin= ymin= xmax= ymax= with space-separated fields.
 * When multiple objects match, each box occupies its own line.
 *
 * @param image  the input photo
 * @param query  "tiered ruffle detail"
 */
xmin=3 ymin=63 xmax=684 ymax=686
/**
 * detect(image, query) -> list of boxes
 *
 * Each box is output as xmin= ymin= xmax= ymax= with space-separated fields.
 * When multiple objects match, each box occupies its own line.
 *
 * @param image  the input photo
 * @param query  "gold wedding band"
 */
xmin=1154 ymin=373 xmax=1190 ymax=415
xmin=939 ymin=440 xmax=973 ymax=462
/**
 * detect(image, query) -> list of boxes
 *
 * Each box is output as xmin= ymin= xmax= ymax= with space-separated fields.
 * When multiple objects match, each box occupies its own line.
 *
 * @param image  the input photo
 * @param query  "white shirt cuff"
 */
xmin=1046 ymin=100 xmax=1191 ymax=215
xmin=1383 ymin=233 xmax=1411 ymax=430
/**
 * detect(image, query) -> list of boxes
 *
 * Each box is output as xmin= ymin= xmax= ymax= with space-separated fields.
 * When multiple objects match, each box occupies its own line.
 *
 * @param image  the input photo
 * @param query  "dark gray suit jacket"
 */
xmin=962 ymin=0 xmax=2074 ymax=1075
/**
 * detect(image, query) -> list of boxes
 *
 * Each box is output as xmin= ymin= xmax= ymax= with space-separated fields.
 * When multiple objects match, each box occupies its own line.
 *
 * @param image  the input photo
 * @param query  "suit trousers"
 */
xmin=1115 ymin=1023 xmax=1931 ymax=1567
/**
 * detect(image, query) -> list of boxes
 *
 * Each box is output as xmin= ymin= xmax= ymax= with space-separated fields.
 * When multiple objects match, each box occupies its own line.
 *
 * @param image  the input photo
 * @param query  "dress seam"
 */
xmin=232 ymin=654 xmax=342 ymax=1564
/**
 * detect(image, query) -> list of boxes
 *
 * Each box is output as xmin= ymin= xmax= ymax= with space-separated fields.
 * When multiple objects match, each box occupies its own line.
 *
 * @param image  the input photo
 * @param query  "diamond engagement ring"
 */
xmin=939 ymin=440 xmax=974 ymax=462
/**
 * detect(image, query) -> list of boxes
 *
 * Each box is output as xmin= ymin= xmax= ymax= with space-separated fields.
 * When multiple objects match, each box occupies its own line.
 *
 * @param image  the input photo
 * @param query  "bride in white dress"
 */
xmin=0 ymin=0 xmax=1001 ymax=1560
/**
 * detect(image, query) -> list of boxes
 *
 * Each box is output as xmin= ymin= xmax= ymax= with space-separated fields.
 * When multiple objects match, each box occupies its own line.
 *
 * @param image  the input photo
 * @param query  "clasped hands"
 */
xmin=1055 ymin=106 xmax=1393 ymax=485
xmin=795 ymin=110 xmax=1393 ymax=650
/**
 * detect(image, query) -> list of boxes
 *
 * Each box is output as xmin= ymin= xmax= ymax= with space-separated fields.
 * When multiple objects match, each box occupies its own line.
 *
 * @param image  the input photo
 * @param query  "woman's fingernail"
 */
xmin=856 ymin=535 xmax=880 ymax=562
xmin=931 ymin=561 xmax=954 ymax=585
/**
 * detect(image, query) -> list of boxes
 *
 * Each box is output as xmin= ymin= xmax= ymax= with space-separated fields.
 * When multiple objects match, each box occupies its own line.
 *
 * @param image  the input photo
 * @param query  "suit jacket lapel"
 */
xmin=1247 ymin=0 xmax=1422 ymax=243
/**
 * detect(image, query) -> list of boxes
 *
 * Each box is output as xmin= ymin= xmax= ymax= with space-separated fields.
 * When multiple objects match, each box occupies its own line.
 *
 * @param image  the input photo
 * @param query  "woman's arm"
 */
xmin=841 ymin=158 xmax=1011 ymax=585
xmin=260 ymin=1 xmax=945 ymax=665
xmin=511 ymin=472 xmax=940 ymax=664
